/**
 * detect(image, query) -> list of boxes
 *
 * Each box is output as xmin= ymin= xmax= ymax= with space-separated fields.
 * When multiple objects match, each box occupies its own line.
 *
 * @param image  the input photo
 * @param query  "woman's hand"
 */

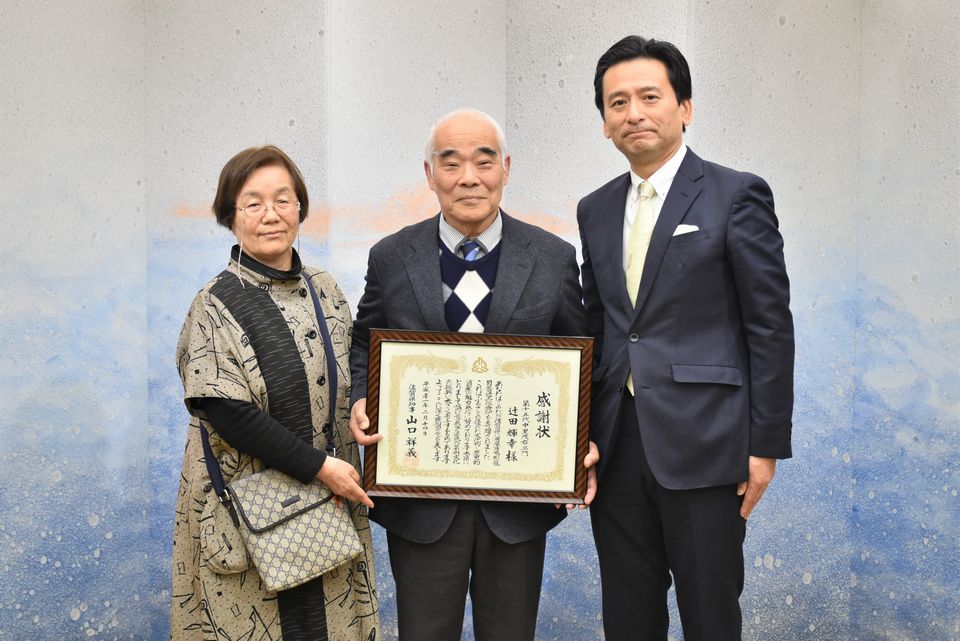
xmin=317 ymin=456 xmax=374 ymax=508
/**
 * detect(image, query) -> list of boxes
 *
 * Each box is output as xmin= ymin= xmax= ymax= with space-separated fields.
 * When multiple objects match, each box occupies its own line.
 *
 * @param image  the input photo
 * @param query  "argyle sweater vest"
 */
xmin=440 ymin=241 xmax=501 ymax=332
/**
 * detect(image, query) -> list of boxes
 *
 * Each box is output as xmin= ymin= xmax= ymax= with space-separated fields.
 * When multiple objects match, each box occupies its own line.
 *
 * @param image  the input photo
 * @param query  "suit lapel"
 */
xmin=594 ymin=173 xmax=635 ymax=314
xmin=484 ymin=212 xmax=534 ymax=334
xmin=632 ymin=150 xmax=704 ymax=319
xmin=405 ymin=214 xmax=448 ymax=331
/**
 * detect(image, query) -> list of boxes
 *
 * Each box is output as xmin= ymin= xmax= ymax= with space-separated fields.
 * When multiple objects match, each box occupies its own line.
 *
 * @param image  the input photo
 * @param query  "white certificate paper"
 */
xmin=364 ymin=330 xmax=592 ymax=503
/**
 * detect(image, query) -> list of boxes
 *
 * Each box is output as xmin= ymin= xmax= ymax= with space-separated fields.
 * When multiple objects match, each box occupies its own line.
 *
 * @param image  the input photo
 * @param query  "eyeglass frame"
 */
xmin=236 ymin=198 xmax=301 ymax=219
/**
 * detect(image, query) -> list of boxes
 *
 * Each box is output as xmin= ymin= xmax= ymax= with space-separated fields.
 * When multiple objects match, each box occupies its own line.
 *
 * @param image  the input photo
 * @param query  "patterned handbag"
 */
xmin=224 ymin=468 xmax=362 ymax=592
xmin=199 ymin=272 xmax=362 ymax=592
xmin=198 ymin=479 xmax=250 ymax=574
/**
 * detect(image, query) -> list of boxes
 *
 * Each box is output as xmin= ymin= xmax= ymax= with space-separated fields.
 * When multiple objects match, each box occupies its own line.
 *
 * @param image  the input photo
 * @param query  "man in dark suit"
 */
xmin=349 ymin=108 xmax=596 ymax=641
xmin=578 ymin=36 xmax=795 ymax=641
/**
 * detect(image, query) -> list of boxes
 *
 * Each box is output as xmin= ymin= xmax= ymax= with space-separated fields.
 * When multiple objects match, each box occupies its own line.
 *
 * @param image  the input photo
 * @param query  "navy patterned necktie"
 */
xmin=460 ymin=239 xmax=481 ymax=261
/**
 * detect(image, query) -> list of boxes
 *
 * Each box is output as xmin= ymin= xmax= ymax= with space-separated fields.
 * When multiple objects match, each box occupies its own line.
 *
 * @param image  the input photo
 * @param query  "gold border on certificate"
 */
xmin=363 ymin=329 xmax=593 ymax=504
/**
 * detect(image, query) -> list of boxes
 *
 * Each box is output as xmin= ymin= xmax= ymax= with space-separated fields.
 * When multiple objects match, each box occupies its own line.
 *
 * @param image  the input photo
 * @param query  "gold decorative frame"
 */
xmin=363 ymin=329 xmax=593 ymax=503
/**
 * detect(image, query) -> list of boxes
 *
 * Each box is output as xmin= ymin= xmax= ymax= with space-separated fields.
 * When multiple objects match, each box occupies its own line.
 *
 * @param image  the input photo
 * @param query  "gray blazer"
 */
xmin=350 ymin=211 xmax=587 ymax=544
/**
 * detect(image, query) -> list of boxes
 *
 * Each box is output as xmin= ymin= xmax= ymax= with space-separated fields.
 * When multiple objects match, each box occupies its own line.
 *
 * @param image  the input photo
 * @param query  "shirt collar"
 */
xmin=438 ymin=209 xmax=503 ymax=254
xmin=629 ymin=144 xmax=688 ymax=201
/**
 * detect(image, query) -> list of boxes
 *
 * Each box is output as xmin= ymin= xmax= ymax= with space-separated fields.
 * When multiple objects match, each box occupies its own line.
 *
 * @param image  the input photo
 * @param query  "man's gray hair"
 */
xmin=424 ymin=108 xmax=508 ymax=168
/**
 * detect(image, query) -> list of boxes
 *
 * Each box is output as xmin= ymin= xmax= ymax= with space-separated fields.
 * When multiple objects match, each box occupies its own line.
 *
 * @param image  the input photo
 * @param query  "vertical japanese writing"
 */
xmin=493 ymin=381 xmax=503 ymax=466
xmin=433 ymin=378 xmax=443 ymax=463
xmin=535 ymin=391 xmax=551 ymax=440
xmin=463 ymin=379 xmax=473 ymax=466
xmin=453 ymin=379 xmax=463 ymax=464
xmin=473 ymin=380 xmax=483 ymax=466
xmin=483 ymin=379 xmax=493 ymax=462
xmin=405 ymin=383 xmax=418 ymax=458
xmin=421 ymin=379 xmax=430 ymax=439
xmin=398 ymin=372 xmax=559 ymax=472
xmin=443 ymin=379 xmax=453 ymax=464
xmin=521 ymin=399 xmax=531 ymax=456
xmin=506 ymin=404 xmax=519 ymax=464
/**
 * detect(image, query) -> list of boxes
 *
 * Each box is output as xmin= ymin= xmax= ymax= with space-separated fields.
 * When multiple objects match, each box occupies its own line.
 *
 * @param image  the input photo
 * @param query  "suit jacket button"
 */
xmin=299 ymin=287 xmax=308 ymax=297
xmin=629 ymin=333 xmax=639 ymax=343
xmin=307 ymin=329 xmax=318 ymax=339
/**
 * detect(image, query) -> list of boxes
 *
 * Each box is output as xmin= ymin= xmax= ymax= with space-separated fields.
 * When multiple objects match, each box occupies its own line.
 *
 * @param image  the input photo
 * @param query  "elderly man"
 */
xmin=578 ymin=36 xmax=795 ymax=641
xmin=349 ymin=109 xmax=593 ymax=641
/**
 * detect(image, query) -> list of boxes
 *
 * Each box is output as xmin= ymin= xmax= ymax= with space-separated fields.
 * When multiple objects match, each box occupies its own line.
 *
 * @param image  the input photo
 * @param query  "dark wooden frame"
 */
xmin=362 ymin=328 xmax=593 ymax=503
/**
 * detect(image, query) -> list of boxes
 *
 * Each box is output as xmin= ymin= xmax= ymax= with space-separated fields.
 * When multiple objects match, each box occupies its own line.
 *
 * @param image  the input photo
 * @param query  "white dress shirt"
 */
xmin=439 ymin=210 xmax=503 ymax=258
xmin=621 ymin=145 xmax=688 ymax=271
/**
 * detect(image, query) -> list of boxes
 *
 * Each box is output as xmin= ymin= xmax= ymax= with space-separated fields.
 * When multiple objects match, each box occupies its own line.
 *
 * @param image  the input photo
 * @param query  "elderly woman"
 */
xmin=171 ymin=146 xmax=379 ymax=641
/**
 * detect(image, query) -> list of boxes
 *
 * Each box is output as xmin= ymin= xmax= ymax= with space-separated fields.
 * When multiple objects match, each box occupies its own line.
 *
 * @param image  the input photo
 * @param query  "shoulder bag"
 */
xmin=199 ymin=272 xmax=363 ymax=592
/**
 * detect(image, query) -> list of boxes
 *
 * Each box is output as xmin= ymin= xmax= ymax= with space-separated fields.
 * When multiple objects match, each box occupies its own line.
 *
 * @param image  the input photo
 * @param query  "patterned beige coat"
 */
xmin=171 ymin=253 xmax=379 ymax=641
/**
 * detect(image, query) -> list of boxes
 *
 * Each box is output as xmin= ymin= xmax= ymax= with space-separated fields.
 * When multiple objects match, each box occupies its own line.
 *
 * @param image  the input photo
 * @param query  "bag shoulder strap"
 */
xmin=302 ymin=271 xmax=339 ymax=455
xmin=199 ymin=270 xmax=339 ymax=505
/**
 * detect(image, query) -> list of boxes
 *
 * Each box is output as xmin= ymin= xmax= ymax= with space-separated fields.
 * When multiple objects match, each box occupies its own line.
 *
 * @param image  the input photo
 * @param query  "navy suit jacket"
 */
xmin=577 ymin=149 xmax=794 ymax=490
xmin=351 ymin=211 xmax=587 ymax=543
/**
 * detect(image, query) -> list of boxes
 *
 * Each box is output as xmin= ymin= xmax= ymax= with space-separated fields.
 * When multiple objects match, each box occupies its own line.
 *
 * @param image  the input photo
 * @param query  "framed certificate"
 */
xmin=362 ymin=329 xmax=593 ymax=504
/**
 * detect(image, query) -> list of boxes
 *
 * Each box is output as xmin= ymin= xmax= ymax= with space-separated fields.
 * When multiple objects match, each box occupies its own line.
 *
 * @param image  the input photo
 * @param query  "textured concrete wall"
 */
xmin=853 ymin=3 xmax=960 ymax=638
xmin=326 ymin=1 xmax=507 ymax=298
xmin=0 ymin=2 xmax=156 ymax=637
xmin=1 ymin=2 xmax=957 ymax=640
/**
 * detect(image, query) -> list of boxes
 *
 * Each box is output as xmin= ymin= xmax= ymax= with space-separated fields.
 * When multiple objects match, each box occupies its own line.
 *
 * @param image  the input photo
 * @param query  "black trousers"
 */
xmin=591 ymin=392 xmax=746 ymax=641
xmin=387 ymin=502 xmax=546 ymax=641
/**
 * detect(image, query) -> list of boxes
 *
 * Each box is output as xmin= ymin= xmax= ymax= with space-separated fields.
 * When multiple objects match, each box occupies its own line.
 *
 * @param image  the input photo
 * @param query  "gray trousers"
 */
xmin=387 ymin=502 xmax=546 ymax=641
